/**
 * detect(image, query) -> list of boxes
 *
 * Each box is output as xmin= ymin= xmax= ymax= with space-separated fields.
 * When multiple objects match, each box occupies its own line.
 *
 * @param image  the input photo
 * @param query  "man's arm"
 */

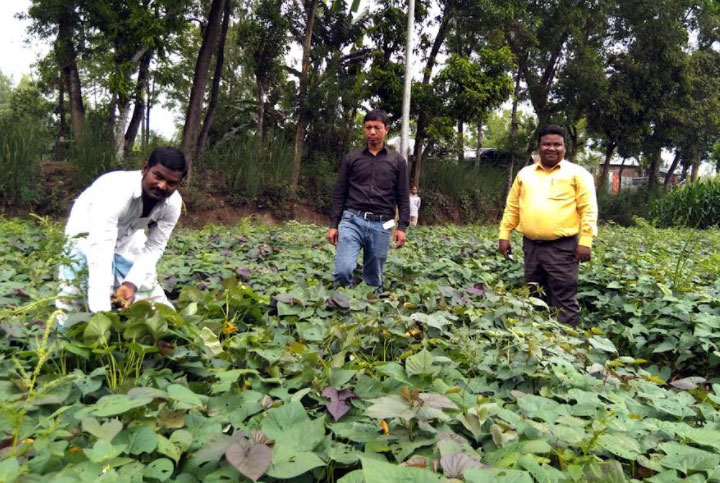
xmin=395 ymin=155 xmax=410 ymax=230
xmin=575 ymin=170 xmax=598 ymax=247
xmin=498 ymin=174 xmax=521 ymax=240
xmin=86 ymin=197 xmax=126 ymax=312
xmin=329 ymin=155 xmax=351 ymax=229
xmin=124 ymin=197 xmax=182 ymax=291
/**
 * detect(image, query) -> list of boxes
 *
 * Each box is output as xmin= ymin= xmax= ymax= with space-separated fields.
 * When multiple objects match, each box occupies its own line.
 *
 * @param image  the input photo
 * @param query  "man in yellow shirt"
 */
xmin=498 ymin=125 xmax=597 ymax=326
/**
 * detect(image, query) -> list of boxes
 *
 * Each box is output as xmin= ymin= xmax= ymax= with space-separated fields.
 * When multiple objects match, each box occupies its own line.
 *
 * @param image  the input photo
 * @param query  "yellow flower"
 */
xmin=222 ymin=320 xmax=238 ymax=335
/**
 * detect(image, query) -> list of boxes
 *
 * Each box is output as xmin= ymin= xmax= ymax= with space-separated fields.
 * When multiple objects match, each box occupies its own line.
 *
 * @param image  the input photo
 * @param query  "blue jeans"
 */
xmin=333 ymin=210 xmax=392 ymax=287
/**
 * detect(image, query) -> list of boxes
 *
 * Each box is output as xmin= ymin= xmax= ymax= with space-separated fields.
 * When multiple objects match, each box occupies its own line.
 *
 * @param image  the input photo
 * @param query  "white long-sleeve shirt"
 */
xmin=64 ymin=170 xmax=182 ymax=312
xmin=409 ymin=194 xmax=421 ymax=217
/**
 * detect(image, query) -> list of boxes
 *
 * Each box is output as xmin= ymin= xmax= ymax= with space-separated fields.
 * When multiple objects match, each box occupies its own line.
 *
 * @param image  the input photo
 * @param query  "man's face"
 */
xmin=538 ymin=134 xmax=566 ymax=168
xmin=364 ymin=120 xmax=389 ymax=149
xmin=411 ymin=186 xmax=418 ymax=195
xmin=141 ymin=163 xmax=184 ymax=201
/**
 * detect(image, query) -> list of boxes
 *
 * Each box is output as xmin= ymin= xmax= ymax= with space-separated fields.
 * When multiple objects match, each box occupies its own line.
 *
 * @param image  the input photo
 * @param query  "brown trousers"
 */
xmin=522 ymin=236 xmax=580 ymax=326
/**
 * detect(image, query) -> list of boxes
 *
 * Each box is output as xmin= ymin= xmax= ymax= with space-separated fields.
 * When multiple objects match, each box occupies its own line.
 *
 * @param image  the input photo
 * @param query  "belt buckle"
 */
xmin=364 ymin=212 xmax=373 ymax=220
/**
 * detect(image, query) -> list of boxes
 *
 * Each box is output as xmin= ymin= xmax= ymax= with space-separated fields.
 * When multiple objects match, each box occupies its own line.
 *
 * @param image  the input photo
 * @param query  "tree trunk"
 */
xmin=55 ymin=74 xmax=66 ymax=161
xmin=256 ymin=77 xmax=265 ymax=142
xmin=457 ymin=120 xmax=464 ymax=163
xmin=288 ymin=0 xmax=319 ymax=204
xmin=56 ymin=8 xmax=84 ymax=138
xmin=663 ymin=151 xmax=681 ymax=190
xmin=412 ymin=138 xmax=424 ymax=187
xmin=145 ymin=75 xmax=154 ymax=150
xmin=566 ymin=124 xmax=580 ymax=162
xmin=124 ymin=50 xmax=152 ymax=156
xmin=597 ymin=140 xmax=616 ymax=190
xmin=475 ymin=119 xmax=483 ymax=167
xmin=196 ymin=0 xmax=231 ymax=166
xmin=646 ymin=144 xmax=662 ymax=191
xmin=181 ymin=0 xmax=226 ymax=174
xmin=410 ymin=5 xmax=452 ymax=185
xmin=507 ymin=69 xmax=521 ymax=195
xmin=691 ymin=151 xmax=700 ymax=182
xmin=114 ymin=95 xmax=132 ymax=160
xmin=618 ymin=157 xmax=627 ymax=189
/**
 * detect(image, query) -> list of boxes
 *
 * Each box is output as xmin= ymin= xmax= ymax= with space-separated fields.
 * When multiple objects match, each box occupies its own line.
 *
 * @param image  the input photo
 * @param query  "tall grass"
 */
xmin=420 ymin=159 xmax=508 ymax=222
xmin=69 ymin=115 xmax=117 ymax=188
xmin=650 ymin=178 xmax=720 ymax=228
xmin=0 ymin=115 xmax=44 ymax=205
xmin=206 ymin=131 xmax=293 ymax=204
xmin=422 ymin=159 xmax=506 ymax=199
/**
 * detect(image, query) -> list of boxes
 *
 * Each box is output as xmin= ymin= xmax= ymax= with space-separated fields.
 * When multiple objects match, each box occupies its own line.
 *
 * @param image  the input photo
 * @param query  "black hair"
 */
xmin=147 ymin=147 xmax=188 ymax=178
xmin=537 ymin=125 xmax=566 ymax=143
xmin=363 ymin=109 xmax=389 ymax=126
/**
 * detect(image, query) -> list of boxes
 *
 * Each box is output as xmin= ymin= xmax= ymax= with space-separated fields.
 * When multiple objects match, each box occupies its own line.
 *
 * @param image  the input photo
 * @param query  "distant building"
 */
xmin=600 ymin=160 xmax=679 ymax=193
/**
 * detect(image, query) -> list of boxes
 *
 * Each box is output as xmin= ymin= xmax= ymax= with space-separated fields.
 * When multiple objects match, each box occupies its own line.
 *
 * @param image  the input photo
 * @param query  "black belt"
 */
xmin=347 ymin=209 xmax=391 ymax=222
xmin=524 ymin=235 xmax=577 ymax=244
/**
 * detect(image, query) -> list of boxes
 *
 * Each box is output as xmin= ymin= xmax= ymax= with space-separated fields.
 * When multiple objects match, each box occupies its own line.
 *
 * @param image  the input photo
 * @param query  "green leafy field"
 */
xmin=1 ymin=218 xmax=720 ymax=482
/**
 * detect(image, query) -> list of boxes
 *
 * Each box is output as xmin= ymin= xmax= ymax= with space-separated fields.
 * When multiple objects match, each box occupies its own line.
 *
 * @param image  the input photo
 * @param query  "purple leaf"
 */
xmin=440 ymin=452 xmax=486 ymax=478
xmin=327 ymin=293 xmax=350 ymax=309
xmin=164 ymin=276 xmax=177 ymax=291
xmin=670 ymin=377 xmax=706 ymax=391
xmin=225 ymin=438 xmax=272 ymax=482
xmin=337 ymin=388 xmax=359 ymax=401
xmin=14 ymin=289 xmax=30 ymax=298
xmin=322 ymin=387 xmax=359 ymax=421
xmin=236 ymin=267 xmax=251 ymax=279
xmin=466 ymin=284 xmax=486 ymax=297
xmin=437 ymin=432 xmax=468 ymax=445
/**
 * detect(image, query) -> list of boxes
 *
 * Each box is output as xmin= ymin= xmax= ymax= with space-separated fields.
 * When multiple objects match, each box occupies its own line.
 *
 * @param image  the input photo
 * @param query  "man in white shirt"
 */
xmin=409 ymin=185 xmax=421 ymax=226
xmin=56 ymin=147 xmax=186 ymax=321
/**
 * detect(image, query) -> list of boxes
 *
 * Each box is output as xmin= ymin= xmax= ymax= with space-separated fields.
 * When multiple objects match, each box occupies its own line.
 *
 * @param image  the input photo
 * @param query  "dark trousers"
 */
xmin=522 ymin=236 xmax=580 ymax=326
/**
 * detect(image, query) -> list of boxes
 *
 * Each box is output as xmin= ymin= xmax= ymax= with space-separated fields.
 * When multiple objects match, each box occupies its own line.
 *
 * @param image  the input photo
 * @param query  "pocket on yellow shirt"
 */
xmin=549 ymin=179 xmax=575 ymax=200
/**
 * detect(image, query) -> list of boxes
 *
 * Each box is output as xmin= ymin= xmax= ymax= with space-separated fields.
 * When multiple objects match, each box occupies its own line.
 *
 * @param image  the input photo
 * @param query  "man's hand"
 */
xmin=327 ymin=228 xmax=339 ymax=246
xmin=112 ymin=282 xmax=137 ymax=310
xmin=498 ymin=239 xmax=511 ymax=260
xmin=394 ymin=230 xmax=407 ymax=248
xmin=576 ymin=245 xmax=591 ymax=263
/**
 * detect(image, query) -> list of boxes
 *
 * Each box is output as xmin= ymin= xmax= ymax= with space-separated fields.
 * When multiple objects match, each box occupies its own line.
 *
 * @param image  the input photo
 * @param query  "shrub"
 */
xmin=597 ymin=188 xmax=654 ymax=226
xmin=650 ymin=178 xmax=720 ymax=228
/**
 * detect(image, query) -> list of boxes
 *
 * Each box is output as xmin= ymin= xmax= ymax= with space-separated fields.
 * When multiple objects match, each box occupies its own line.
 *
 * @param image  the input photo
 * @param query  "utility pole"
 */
xmin=400 ymin=0 xmax=414 ymax=162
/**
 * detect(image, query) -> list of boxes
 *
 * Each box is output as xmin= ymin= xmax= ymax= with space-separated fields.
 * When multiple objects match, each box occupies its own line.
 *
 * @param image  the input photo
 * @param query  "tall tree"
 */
xmin=182 ymin=0 xmax=227 ymax=172
xmin=410 ymin=0 xmax=455 ymax=185
xmin=288 ymin=0 xmax=319 ymax=203
xmin=196 ymin=0 xmax=232 ymax=163
xmin=434 ymin=50 xmax=513 ymax=163
xmin=238 ymin=0 xmax=290 ymax=142
xmin=27 ymin=0 xmax=86 ymax=138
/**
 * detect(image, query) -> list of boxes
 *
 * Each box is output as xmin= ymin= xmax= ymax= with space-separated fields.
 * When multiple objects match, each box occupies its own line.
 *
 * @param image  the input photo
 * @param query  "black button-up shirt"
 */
xmin=330 ymin=146 xmax=410 ymax=230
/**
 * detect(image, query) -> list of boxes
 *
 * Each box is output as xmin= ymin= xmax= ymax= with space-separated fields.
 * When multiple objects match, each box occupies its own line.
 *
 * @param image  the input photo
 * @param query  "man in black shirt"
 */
xmin=327 ymin=109 xmax=410 ymax=288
